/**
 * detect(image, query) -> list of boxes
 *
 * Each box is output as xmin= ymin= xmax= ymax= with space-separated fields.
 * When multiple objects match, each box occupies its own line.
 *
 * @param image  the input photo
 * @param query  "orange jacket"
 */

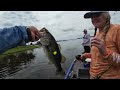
xmin=85 ymin=24 xmax=120 ymax=79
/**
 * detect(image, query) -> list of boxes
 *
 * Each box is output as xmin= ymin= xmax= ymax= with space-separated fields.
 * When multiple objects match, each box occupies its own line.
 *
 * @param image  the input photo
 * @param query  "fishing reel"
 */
xmin=75 ymin=55 xmax=81 ymax=60
xmin=75 ymin=55 xmax=86 ymax=62
xmin=75 ymin=55 xmax=90 ymax=68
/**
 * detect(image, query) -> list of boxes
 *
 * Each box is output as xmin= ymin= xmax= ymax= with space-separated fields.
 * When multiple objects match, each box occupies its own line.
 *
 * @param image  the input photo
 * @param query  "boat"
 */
xmin=64 ymin=57 xmax=91 ymax=79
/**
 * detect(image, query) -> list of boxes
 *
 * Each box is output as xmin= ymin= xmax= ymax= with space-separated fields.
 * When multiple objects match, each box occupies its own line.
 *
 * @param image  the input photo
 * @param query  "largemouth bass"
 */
xmin=40 ymin=28 xmax=65 ymax=75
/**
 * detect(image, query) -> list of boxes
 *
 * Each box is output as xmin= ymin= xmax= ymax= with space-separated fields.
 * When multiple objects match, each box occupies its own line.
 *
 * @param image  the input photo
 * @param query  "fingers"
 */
xmin=91 ymin=37 xmax=101 ymax=47
xmin=81 ymin=54 xmax=86 ymax=59
xmin=31 ymin=32 xmax=41 ymax=41
xmin=30 ymin=31 xmax=35 ymax=41
xmin=91 ymin=37 xmax=101 ymax=44
xmin=91 ymin=37 xmax=100 ymax=42
xmin=91 ymin=40 xmax=100 ymax=47
xmin=28 ymin=26 xmax=41 ymax=41
xmin=35 ymin=34 xmax=40 ymax=41
xmin=91 ymin=43 xmax=100 ymax=49
xmin=91 ymin=37 xmax=107 ymax=55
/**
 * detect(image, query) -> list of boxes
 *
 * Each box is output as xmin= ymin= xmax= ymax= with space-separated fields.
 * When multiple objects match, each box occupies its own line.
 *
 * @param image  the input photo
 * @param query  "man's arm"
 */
xmin=0 ymin=26 xmax=41 ymax=54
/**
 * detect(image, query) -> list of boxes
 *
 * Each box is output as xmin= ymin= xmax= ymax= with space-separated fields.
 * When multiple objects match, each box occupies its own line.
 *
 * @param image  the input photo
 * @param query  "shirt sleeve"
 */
xmin=84 ymin=53 xmax=91 ymax=58
xmin=0 ymin=26 xmax=29 ymax=54
xmin=83 ymin=34 xmax=90 ymax=44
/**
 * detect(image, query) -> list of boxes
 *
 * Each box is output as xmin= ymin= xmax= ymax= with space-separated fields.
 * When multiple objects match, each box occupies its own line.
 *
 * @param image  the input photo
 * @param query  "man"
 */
xmin=82 ymin=29 xmax=91 ymax=53
xmin=80 ymin=11 xmax=120 ymax=79
xmin=0 ymin=26 xmax=43 ymax=54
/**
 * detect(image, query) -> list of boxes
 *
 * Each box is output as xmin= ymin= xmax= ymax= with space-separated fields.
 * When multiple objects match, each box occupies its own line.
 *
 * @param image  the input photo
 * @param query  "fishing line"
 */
xmin=57 ymin=36 xmax=94 ymax=42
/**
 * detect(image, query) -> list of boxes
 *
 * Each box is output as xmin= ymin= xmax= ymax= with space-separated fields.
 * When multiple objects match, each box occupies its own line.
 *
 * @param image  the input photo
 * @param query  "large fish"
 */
xmin=40 ymin=28 xmax=65 ymax=75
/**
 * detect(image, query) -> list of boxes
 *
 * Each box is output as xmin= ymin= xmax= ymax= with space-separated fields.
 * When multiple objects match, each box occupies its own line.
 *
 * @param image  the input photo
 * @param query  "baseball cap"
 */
xmin=84 ymin=11 xmax=109 ymax=19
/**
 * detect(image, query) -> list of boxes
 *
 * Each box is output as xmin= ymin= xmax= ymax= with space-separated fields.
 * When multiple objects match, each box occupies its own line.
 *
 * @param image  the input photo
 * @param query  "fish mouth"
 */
xmin=40 ymin=33 xmax=50 ymax=45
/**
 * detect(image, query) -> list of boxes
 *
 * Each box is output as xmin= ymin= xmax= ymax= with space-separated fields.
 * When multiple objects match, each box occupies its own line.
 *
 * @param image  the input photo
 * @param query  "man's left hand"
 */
xmin=91 ymin=37 xmax=107 ymax=55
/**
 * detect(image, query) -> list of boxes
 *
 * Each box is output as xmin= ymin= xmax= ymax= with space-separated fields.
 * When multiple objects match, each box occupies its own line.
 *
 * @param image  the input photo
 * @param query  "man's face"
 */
xmin=91 ymin=13 xmax=106 ymax=29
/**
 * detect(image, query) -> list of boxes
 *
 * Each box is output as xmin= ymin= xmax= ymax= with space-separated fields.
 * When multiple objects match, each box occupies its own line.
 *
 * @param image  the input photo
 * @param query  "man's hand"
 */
xmin=28 ymin=26 xmax=42 ymax=42
xmin=82 ymin=43 xmax=84 ymax=46
xmin=91 ymin=37 xmax=107 ymax=56
xmin=81 ymin=54 xmax=87 ymax=61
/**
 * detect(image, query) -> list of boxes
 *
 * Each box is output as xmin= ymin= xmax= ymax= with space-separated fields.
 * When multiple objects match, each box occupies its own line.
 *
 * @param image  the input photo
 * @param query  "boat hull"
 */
xmin=65 ymin=59 xmax=90 ymax=79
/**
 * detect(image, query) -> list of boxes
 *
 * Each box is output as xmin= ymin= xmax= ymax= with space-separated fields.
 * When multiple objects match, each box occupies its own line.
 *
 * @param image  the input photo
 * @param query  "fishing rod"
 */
xmin=64 ymin=59 xmax=77 ymax=79
xmin=57 ymin=38 xmax=82 ymax=42
xmin=57 ymin=36 xmax=94 ymax=42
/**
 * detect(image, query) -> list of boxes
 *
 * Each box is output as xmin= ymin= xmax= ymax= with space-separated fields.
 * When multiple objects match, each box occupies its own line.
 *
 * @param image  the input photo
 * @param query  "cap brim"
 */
xmin=84 ymin=11 xmax=106 ymax=19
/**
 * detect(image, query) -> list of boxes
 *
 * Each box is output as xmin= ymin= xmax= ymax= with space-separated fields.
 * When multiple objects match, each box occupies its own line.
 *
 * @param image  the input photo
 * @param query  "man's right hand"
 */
xmin=75 ymin=54 xmax=86 ymax=62
xmin=27 ymin=26 xmax=42 ymax=42
xmin=81 ymin=53 xmax=87 ymax=61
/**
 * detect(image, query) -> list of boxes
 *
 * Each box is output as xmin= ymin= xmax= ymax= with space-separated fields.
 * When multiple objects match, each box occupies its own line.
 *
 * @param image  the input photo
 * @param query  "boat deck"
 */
xmin=68 ymin=60 xmax=90 ymax=79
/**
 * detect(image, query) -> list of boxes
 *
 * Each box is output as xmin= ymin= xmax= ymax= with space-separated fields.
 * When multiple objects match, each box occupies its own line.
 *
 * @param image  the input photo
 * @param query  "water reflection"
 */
xmin=0 ymin=39 xmax=84 ymax=79
xmin=0 ymin=50 xmax=35 ymax=79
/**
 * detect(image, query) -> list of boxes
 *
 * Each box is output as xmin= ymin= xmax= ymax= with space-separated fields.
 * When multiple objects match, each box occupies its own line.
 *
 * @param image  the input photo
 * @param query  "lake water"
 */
xmin=0 ymin=11 xmax=120 ymax=79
